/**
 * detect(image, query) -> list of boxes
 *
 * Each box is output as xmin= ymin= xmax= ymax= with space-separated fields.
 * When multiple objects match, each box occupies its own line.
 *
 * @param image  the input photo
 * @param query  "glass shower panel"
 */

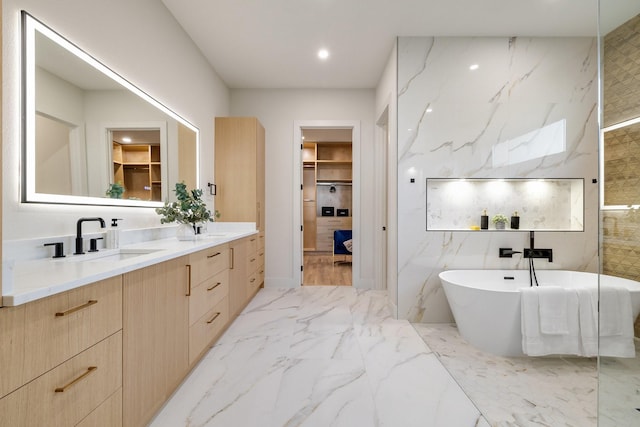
xmin=598 ymin=2 xmax=640 ymax=425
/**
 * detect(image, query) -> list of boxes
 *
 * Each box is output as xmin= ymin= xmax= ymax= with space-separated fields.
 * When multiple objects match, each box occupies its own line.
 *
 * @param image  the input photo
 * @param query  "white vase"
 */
xmin=176 ymin=223 xmax=196 ymax=241
xmin=495 ymin=222 xmax=506 ymax=230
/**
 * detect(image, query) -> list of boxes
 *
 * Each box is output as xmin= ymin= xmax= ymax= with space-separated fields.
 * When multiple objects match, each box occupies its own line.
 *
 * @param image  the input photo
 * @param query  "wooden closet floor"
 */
xmin=303 ymin=252 xmax=352 ymax=286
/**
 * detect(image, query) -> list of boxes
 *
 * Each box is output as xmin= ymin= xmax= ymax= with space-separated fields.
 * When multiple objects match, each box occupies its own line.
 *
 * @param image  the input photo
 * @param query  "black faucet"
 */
xmin=74 ymin=217 xmax=106 ymax=255
xmin=523 ymin=231 xmax=553 ymax=262
xmin=499 ymin=248 xmax=522 ymax=257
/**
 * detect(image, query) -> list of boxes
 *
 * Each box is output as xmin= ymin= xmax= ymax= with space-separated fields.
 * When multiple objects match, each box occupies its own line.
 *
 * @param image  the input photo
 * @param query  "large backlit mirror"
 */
xmin=22 ymin=11 xmax=198 ymax=207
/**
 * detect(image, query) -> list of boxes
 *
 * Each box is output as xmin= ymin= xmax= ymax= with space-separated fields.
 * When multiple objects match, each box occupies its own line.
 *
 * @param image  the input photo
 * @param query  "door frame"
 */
xmin=375 ymin=107 xmax=389 ymax=291
xmin=293 ymin=120 xmax=361 ymax=287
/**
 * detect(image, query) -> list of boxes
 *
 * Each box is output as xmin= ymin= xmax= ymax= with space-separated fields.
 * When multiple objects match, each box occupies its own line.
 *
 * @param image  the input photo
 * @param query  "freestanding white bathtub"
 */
xmin=439 ymin=270 xmax=640 ymax=357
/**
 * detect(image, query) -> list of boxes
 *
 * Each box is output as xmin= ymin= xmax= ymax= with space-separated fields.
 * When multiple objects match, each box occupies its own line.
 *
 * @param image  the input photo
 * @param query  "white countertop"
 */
xmin=3 ymin=230 xmax=257 ymax=306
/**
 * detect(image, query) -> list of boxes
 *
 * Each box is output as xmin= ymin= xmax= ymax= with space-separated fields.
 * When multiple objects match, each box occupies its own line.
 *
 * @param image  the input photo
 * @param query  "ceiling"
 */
xmin=161 ymin=0 xmax=640 ymax=90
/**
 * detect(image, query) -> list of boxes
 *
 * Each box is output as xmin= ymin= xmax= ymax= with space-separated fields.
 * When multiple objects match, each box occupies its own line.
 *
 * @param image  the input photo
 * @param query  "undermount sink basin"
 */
xmin=62 ymin=248 xmax=162 ymax=263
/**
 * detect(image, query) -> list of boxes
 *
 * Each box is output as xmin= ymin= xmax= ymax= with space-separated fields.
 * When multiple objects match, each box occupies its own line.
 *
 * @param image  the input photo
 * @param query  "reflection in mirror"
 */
xmin=22 ymin=11 xmax=199 ymax=207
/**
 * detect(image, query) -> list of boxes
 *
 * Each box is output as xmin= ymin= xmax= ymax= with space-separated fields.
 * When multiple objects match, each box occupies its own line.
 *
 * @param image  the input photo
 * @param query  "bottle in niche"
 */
xmin=510 ymin=211 xmax=520 ymax=230
xmin=480 ymin=209 xmax=489 ymax=230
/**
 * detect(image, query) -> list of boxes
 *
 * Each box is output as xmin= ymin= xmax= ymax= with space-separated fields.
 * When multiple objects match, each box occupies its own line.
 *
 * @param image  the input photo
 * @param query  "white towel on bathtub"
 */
xmin=576 ymin=287 xmax=598 ymax=356
xmin=537 ymin=286 xmax=569 ymax=335
xmin=521 ymin=287 xmax=581 ymax=356
xmin=572 ymin=286 xmax=634 ymax=358
xmin=598 ymin=286 xmax=635 ymax=358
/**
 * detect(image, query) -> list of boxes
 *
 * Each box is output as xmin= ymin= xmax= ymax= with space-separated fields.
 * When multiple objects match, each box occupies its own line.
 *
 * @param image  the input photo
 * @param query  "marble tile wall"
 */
xmin=397 ymin=36 xmax=599 ymax=322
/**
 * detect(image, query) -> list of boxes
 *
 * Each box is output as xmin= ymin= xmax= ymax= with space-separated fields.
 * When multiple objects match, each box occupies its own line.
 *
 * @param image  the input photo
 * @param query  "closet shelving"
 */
xmin=112 ymin=142 xmax=162 ymax=201
xmin=302 ymin=142 xmax=353 ymax=251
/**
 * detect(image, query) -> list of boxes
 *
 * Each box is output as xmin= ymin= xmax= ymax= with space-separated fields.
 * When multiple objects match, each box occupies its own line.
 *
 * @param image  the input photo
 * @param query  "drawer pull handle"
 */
xmin=250 ymin=258 xmax=256 ymax=262
xmin=55 ymin=366 xmax=97 ymax=392
xmin=186 ymin=264 xmax=192 ymax=296
xmin=250 ymin=238 xmax=256 ymax=242
xmin=207 ymin=282 xmax=221 ymax=291
xmin=207 ymin=252 xmax=221 ymax=259
xmin=206 ymin=312 xmax=221 ymax=324
xmin=250 ymin=278 xmax=256 ymax=283
xmin=55 ymin=300 xmax=97 ymax=317
xmin=259 ymin=270 xmax=264 ymax=274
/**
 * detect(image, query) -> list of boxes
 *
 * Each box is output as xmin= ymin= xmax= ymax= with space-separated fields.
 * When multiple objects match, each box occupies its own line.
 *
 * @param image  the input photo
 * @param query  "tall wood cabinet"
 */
xmin=214 ymin=117 xmax=265 ymax=232
xmin=215 ymin=117 xmax=266 ymax=289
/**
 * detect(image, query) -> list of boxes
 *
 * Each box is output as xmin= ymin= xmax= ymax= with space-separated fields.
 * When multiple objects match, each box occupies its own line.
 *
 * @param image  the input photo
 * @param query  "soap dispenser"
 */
xmin=480 ymin=209 xmax=489 ymax=230
xmin=106 ymin=218 xmax=123 ymax=249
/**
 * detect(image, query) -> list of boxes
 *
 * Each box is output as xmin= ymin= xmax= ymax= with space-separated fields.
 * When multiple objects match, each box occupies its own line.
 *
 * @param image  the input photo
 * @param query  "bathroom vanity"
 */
xmin=0 ymin=230 xmax=264 ymax=427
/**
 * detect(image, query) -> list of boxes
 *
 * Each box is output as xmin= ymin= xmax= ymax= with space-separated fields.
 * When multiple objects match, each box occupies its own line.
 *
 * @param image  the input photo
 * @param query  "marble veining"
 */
xmin=396 ymin=36 xmax=599 ymax=322
xmin=150 ymin=287 xmax=488 ymax=427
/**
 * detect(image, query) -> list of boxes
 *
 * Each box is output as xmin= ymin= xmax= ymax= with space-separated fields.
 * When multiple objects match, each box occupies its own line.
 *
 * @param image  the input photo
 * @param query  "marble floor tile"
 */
xmin=598 ymin=339 xmax=640 ymax=426
xmin=150 ymin=287 xmax=490 ymax=427
xmin=413 ymin=323 xmax=597 ymax=427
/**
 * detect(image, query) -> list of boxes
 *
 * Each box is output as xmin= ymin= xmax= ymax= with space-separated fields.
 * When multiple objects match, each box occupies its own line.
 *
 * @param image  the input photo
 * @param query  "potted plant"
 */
xmin=492 ymin=214 xmax=508 ymax=230
xmin=156 ymin=182 xmax=218 ymax=240
xmin=105 ymin=182 xmax=125 ymax=199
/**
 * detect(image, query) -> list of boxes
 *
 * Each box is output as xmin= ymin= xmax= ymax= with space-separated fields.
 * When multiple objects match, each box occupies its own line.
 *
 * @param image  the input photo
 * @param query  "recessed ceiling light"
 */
xmin=318 ymin=49 xmax=329 ymax=60
xmin=469 ymin=64 xmax=479 ymax=71
xmin=426 ymin=108 xmax=433 ymax=113
xmin=122 ymin=137 xmax=132 ymax=143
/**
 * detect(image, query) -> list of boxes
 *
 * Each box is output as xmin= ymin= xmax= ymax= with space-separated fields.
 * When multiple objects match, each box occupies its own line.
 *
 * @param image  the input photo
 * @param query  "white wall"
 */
xmin=3 ymin=0 xmax=229 ymax=240
xmin=230 ymin=89 xmax=376 ymax=288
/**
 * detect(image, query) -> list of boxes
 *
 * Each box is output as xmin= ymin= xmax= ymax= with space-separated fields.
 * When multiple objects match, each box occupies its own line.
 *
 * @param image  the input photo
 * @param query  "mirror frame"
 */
xmin=21 ymin=11 xmax=199 ymax=207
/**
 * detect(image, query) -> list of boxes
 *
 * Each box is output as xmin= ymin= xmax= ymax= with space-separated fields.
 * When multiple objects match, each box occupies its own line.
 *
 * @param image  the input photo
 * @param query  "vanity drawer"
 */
xmin=188 ymin=244 xmax=229 ymax=285
xmin=0 ymin=331 xmax=122 ymax=427
xmin=247 ymin=251 xmax=258 ymax=274
xmin=257 ymin=266 xmax=265 ymax=288
xmin=258 ymin=248 xmax=265 ymax=269
xmin=247 ymin=271 xmax=260 ymax=295
xmin=189 ymin=269 xmax=229 ymax=326
xmin=0 ymin=276 xmax=122 ymax=399
xmin=189 ymin=297 xmax=229 ymax=364
xmin=247 ymin=235 xmax=258 ymax=256
xmin=77 ymin=388 xmax=122 ymax=427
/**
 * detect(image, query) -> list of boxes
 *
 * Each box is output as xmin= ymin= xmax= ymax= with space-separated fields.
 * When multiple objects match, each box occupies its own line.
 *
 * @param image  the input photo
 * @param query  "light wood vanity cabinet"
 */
xmin=122 ymin=256 xmax=190 ymax=427
xmin=0 ymin=236 xmax=260 ymax=427
xmin=0 ymin=276 xmax=122 ymax=399
xmin=246 ymin=235 xmax=261 ymax=296
xmin=187 ymin=245 xmax=230 ymax=365
xmin=0 ymin=332 xmax=122 ymax=427
xmin=258 ymin=232 xmax=265 ymax=289
xmin=229 ymin=237 xmax=248 ymax=318
xmin=0 ymin=276 xmax=123 ymax=427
